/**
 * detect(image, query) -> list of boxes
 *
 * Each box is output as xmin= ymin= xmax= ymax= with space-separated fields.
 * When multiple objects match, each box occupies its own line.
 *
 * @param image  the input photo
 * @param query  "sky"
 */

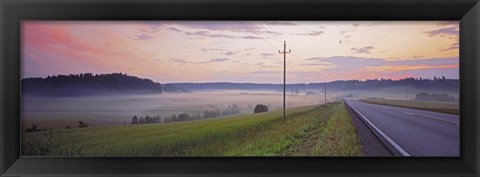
xmin=22 ymin=21 xmax=459 ymax=84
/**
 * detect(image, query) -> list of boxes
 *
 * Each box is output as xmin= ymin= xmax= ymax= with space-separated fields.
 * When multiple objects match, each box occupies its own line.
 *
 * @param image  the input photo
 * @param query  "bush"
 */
xmin=78 ymin=121 xmax=90 ymax=128
xmin=254 ymin=104 xmax=269 ymax=113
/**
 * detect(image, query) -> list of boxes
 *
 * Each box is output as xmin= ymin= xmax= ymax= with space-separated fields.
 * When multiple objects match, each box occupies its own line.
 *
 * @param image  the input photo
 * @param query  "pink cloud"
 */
xmin=22 ymin=21 xmax=163 ymax=79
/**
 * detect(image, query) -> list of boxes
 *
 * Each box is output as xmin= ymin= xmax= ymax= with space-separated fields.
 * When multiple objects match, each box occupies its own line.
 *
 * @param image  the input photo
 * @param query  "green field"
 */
xmin=359 ymin=98 xmax=459 ymax=115
xmin=22 ymin=102 xmax=363 ymax=156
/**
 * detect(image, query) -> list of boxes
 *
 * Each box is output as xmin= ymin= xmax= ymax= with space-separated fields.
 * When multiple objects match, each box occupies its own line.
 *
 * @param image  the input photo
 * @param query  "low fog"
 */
xmin=22 ymin=87 xmax=459 ymax=128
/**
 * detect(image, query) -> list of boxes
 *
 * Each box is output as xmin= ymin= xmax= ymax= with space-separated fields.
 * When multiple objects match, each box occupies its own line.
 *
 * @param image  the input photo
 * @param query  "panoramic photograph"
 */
xmin=21 ymin=21 xmax=459 ymax=157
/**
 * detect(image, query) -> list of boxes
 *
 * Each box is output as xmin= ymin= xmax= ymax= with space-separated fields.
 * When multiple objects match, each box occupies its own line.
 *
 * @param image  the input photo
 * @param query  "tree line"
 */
xmin=22 ymin=73 xmax=190 ymax=96
xmin=171 ymin=76 xmax=459 ymax=91
xmin=131 ymin=104 xmax=241 ymax=125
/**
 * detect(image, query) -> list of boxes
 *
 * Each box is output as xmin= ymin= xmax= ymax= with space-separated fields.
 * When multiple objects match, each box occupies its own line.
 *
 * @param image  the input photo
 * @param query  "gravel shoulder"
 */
xmin=346 ymin=103 xmax=392 ymax=156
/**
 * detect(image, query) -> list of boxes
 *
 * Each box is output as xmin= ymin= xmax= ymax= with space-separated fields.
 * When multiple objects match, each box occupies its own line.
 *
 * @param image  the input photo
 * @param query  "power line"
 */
xmin=247 ymin=22 xmax=330 ymax=105
xmin=263 ymin=23 xmax=329 ymax=104
xmin=259 ymin=22 xmax=283 ymax=44
xmin=240 ymin=22 xmax=280 ymax=51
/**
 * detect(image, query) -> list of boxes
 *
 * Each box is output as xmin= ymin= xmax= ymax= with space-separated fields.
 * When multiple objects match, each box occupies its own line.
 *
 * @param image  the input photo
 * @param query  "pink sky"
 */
xmin=22 ymin=21 xmax=459 ymax=83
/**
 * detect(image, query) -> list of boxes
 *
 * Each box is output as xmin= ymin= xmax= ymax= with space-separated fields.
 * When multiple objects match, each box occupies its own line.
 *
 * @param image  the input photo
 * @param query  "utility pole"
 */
xmin=406 ymin=87 xmax=408 ymax=101
xmin=331 ymin=87 xmax=334 ymax=103
xmin=334 ymin=88 xmax=337 ymax=103
xmin=324 ymin=82 xmax=327 ymax=105
xmin=279 ymin=41 xmax=291 ymax=122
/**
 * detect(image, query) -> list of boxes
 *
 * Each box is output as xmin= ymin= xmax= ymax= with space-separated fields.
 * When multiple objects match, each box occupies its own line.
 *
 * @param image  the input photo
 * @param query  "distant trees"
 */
xmin=291 ymin=89 xmax=300 ymax=95
xmin=131 ymin=115 xmax=162 ymax=125
xmin=254 ymin=104 xmax=269 ymax=113
xmin=415 ymin=92 xmax=456 ymax=102
xmin=21 ymin=73 xmax=190 ymax=97
xmin=222 ymin=104 xmax=240 ymax=115
xmin=415 ymin=92 xmax=431 ymax=101
xmin=25 ymin=124 xmax=43 ymax=132
xmin=171 ymin=76 xmax=458 ymax=92
xmin=131 ymin=116 xmax=139 ymax=124
xmin=130 ymin=104 xmax=243 ymax=125
xmin=78 ymin=121 xmax=90 ymax=128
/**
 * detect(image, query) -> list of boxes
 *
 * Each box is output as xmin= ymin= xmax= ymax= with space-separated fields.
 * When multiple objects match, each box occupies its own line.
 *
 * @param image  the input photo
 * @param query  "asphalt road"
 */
xmin=345 ymin=99 xmax=459 ymax=156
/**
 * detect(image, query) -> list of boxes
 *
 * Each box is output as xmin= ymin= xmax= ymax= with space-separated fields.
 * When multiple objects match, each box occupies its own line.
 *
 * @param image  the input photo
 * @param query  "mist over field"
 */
xmin=22 ymin=89 xmax=316 ymax=128
xmin=22 ymin=84 xmax=459 ymax=129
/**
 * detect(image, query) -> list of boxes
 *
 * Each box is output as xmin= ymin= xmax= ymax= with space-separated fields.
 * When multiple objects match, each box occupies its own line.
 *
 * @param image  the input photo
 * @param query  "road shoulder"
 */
xmin=345 ymin=102 xmax=392 ymax=156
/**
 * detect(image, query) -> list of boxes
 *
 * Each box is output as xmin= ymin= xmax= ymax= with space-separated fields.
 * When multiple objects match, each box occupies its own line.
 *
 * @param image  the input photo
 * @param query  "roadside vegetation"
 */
xmin=359 ymin=98 xmax=459 ymax=115
xmin=22 ymin=103 xmax=363 ymax=157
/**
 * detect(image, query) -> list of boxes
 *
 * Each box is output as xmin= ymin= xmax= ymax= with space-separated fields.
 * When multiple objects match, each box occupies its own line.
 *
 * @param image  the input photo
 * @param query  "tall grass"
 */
xmin=23 ymin=103 xmax=363 ymax=156
xmin=313 ymin=103 xmax=363 ymax=156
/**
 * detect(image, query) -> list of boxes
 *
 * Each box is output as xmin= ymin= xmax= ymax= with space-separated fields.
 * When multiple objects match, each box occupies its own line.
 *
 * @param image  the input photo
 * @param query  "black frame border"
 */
xmin=1 ymin=0 xmax=479 ymax=176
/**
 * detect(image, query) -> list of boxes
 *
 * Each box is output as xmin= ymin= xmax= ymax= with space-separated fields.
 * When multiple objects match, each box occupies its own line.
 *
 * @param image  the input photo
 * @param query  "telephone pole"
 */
xmin=324 ymin=82 xmax=327 ymax=105
xmin=406 ymin=87 xmax=408 ymax=101
xmin=332 ymin=87 xmax=334 ymax=103
xmin=279 ymin=41 xmax=291 ymax=122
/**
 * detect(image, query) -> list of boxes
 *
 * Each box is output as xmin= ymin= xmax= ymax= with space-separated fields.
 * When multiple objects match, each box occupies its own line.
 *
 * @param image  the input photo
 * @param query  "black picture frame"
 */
xmin=1 ymin=0 xmax=479 ymax=176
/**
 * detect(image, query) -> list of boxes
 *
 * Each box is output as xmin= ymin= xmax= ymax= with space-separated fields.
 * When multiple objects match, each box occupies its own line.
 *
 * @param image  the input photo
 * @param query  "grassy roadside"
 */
xmin=313 ymin=103 xmax=363 ymax=156
xmin=359 ymin=98 xmax=459 ymax=115
xmin=23 ymin=103 xmax=363 ymax=156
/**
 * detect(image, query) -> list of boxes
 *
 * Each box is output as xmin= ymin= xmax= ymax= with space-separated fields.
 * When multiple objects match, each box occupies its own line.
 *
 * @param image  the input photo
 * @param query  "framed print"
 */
xmin=1 ymin=0 xmax=479 ymax=176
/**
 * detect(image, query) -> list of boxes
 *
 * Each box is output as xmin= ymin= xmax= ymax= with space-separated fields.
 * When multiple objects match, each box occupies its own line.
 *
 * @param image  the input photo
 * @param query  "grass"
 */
xmin=313 ymin=103 xmax=363 ymax=156
xmin=359 ymin=98 xmax=459 ymax=115
xmin=22 ymin=103 xmax=363 ymax=156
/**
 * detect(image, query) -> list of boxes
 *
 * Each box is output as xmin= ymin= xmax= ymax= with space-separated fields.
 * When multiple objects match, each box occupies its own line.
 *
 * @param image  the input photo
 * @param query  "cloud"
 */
xmin=240 ymin=36 xmax=262 ymax=39
xmin=224 ymin=50 xmax=240 ymax=56
xmin=185 ymin=30 xmax=262 ymax=40
xmin=351 ymin=46 xmax=375 ymax=54
xmin=437 ymin=21 xmax=459 ymax=26
xmin=201 ymin=48 xmax=225 ymax=52
xmin=144 ymin=22 xmax=164 ymax=31
xmin=306 ymin=56 xmax=458 ymax=69
xmin=424 ymin=26 xmax=459 ymax=37
xmin=129 ymin=34 xmax=154 ymax=41
xmin=168 ymin=27 xmax=182 ymax=32
xmin=302 ymin=56 xmax=459 ymax=80
xmin=299 ymin=61 xmax=333 ymax=66
xmin=200 ymin=48 xmax=241 ymax=56
xmin=172 ymin=59 xmax=195 ymax=65
xmin=185 ymin=31 xmax=236 ymax=39
xmin=294 ymin=31 xmax=323 ymax=36
xmin=366 ymin=64 xmax=458 ymax=73
xmin=263 ymin=21 xmax=297 ymax=26
xmin=201 ymin=58 xmax=230 ymax=64
xmin=256 ymin=63 xmax=270 ymax=68
xmin=441 ymin=42 xmax=459 ymax=51
xmin=173 ymin=57 xmax=230 ymax=65
xmin=261 ymin=53 xmax=276 ymax=57
xmin=172 ymin=21 xmax=261 ymax=32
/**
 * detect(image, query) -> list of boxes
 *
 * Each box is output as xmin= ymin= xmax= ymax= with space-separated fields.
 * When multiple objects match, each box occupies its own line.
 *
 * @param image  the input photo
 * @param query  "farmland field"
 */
xmin=21 ymin=90 xmax=328 ymax=129
xmin=359 ymin=98 xmax=459 ymax=115
xmin=22 ymin=102 xmax=363 ymax=156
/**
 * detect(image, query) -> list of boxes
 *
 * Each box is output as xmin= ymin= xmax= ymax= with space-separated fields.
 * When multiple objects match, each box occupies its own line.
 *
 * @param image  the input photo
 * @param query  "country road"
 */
xmin=345 ymin=99 xmax=459 ymax=156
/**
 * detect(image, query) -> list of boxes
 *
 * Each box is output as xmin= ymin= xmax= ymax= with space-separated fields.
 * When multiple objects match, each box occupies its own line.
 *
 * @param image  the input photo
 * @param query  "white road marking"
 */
xmin=347 ymin=101 xmax=411 ymax=156
xmin=369 ymin=103 xmax=459 ymax=126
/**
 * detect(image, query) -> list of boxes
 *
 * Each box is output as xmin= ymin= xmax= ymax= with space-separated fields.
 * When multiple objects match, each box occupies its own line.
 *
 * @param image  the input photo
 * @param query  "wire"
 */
xmin=240 ymin=22 xmax=280 ymax=51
